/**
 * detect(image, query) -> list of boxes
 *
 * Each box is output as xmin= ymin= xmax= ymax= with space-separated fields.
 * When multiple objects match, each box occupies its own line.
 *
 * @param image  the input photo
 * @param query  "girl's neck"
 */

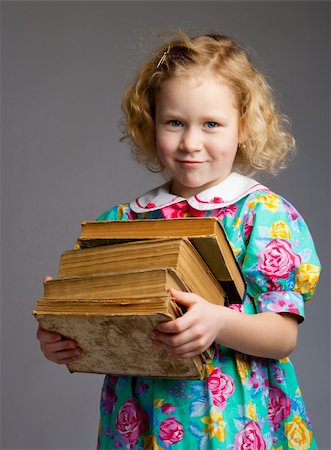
xmin=169 ymin=172 xmax=232 ymax=198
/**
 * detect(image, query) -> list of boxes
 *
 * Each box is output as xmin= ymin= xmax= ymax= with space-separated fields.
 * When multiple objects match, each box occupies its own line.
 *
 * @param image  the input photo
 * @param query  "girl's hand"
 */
xmin=151 ymin=288 xmax=223 ymax=359
xmin=36 ymin=275 xmax=82 ymax=365
xmin=36 ymin=325 xmax=82 ymax=364
xmin=151 ymin=288 xmax=299 ymax=360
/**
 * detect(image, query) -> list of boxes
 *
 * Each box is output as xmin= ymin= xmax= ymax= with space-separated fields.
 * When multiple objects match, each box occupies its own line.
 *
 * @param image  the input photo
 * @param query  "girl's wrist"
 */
xmin=214 ymin=305 xmax=239 ymax=347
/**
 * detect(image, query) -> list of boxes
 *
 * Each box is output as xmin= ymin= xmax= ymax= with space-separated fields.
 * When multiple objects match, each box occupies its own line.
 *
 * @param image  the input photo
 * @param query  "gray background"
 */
xmin=1 ymin=1 xmax=330 ymax=449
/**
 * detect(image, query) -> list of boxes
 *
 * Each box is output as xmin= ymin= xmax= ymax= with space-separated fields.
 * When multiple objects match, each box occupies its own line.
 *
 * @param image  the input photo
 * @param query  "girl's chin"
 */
xmin=170 ymin=182 xmax=212 ymax=198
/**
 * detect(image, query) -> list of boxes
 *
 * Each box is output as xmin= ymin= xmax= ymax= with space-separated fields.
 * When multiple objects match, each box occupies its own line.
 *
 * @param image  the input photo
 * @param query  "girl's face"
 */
xmin=155 ymin=70 xmax=241 ymax=197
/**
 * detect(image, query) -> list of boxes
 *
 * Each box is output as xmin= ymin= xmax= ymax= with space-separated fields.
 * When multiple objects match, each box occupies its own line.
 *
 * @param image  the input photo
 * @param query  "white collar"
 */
xmin=130 ymin=172 xmax=267 ymax=212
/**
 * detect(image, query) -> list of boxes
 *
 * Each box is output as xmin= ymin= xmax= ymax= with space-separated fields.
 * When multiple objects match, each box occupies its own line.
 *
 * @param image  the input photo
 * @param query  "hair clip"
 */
xmin=156 ymin=45 xmax=170 ymax=68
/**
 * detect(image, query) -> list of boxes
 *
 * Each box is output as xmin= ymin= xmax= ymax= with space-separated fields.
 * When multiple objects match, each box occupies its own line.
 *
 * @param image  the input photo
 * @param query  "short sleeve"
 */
xmin=241 ymin=192 xmax=321 ymax=322
xmin=96 ymin=203 xmax=136 ymax=221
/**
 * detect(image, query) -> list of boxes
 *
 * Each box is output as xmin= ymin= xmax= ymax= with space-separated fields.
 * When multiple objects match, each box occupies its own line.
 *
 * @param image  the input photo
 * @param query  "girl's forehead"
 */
xmin=155 ymin=71 xmax=239 ymax=112
xmin=158 ymin=69 xmax=236 ymax=99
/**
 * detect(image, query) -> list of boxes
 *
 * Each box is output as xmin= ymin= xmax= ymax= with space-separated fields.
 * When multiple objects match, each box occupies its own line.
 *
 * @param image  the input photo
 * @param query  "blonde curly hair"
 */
xmin=121 ymin=30 xmax=295 ymax=175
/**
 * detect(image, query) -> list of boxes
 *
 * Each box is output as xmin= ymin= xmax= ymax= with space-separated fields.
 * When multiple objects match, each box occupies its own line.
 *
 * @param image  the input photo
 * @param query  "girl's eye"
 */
xmin=205 ymin=121 xmax=219 ymax=129
xmin=168 ymin=120 xmax=183 ymax=127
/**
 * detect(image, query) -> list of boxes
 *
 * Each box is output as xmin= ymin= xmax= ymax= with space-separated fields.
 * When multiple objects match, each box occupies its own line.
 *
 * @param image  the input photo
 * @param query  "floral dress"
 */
xmin=96 ymin=173 xmax=321 ymax=450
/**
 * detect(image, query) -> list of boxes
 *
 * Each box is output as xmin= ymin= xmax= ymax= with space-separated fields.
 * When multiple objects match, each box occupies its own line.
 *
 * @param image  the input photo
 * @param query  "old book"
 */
xmin=58 ymin=238 xmax=226 ymax=307
xmin=34 ymin=268 xmax=214 ymax=379
xmin=76 ymin=217 xmax=245 ymax=304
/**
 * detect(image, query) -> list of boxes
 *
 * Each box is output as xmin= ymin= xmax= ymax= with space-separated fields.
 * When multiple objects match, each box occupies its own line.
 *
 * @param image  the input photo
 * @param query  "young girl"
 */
xmin=37 ymin=31 xmax=321 ymax=449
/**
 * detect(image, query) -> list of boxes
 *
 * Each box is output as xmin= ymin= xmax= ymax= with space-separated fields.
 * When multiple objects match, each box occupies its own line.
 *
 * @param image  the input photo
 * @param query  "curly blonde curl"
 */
xmin=121 ymin=30 xmax=295 ymax=175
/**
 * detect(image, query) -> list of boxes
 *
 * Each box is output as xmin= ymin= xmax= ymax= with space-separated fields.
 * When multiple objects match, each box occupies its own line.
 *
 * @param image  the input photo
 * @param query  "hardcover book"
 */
xmin=76 ymin=217 xmax=245 ymax=304
xmin=34 ymin=267 xmax=215 ymax=378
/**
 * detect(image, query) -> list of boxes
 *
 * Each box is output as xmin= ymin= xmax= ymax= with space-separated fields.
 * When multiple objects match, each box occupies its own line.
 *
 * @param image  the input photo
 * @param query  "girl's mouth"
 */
xmin=177 ymin=160 xmax=204 ymax=165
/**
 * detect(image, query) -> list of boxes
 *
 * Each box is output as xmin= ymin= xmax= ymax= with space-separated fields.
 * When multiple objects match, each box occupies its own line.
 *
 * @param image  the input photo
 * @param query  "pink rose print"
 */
xmin=244 ymin=210 xmax=255 ymax=241
xmin=258 ymin=239 xmax=301 ymax=281
xmin=161 ymin=202 xmax=190 ymax=218
xmin=126 ymin=210 xmax=138 ymax=220
xmin=268 ymin=385 xmax=291 ymax=431
xmin=188 ymin=207 xmax=206 ymax=217
xmin=116 ymin=399 xmax=148 ymax=445
xmin=159 ymin=417 xmax=184 ymax=446
xmin=229 ymin=303 xmax=244 ymax=313
xmin=161 ymin=403 xmax=177 ymax=414
xmin=271 ymin=362 xmax=285 ymax=384
xmin=161 ymin=202 xmax=206 ymax=218
xmin=234 ymin=421 xmax=266 ymax=450
xmin=207 ymin=368 xmax=235 ymax=409
xmin=217 ymin=204 xmax=238 ymax=220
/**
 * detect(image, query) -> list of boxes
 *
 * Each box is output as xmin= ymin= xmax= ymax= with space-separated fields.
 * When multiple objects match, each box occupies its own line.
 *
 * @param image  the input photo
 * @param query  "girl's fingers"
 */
xmin=37 ymin=325 xmax=82 ymax=364
xmin=152 ymin=329 xmax=188 ymax=347
xmin=36 ymin=326 xmax=62 ymax=343
xmin=47 ymin=348 xmax=81 ymax=364
xmin=41 ymin=340 xmax=82 ymax=364
xmin=43 ymin=274 xmax=53 ymax=283
xmin=152 ymin=324 xmax=207 ymax=352
xmin=152 ymin=335 xmax=209 ymax=358
xmin=37 ymin=280 xmax=82 ymax=364
xmin=157 ymin=290 xmax=202 ymax=333
xmin=152 ymin=293 xmax=219 ymax=357
xmin=169 ymin=288 xmax=199 ymax=306
xmin=42 ymin=338 xmax=79 ymax=354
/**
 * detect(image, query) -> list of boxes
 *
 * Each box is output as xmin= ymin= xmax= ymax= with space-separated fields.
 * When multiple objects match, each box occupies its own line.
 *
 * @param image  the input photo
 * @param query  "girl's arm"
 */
xmin=151 ymin=288 xmax=298 ymax=360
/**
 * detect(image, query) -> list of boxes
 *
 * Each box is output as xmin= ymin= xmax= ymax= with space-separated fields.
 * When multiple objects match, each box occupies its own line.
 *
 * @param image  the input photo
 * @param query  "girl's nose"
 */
xmin=179 ymin=127 xmax=203 ymax=153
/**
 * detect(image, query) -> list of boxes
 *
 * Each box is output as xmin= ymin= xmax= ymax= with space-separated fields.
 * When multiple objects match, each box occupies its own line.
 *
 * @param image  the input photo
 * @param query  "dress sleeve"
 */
xmin=241 ymin=192 xmax=321 ymax=322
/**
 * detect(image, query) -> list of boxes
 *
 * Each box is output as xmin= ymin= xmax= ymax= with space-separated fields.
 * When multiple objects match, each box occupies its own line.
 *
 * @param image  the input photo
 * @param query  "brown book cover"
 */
xmin=76 ymin=217 xmax=245 ymax=304
xmin=34 ymin=268 xmax=214 ymax=379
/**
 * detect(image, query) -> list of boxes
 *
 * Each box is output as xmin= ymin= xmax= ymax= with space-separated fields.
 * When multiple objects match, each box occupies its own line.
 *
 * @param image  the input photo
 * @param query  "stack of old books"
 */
xmin=33 ymin=218 xmax=245 ymax=379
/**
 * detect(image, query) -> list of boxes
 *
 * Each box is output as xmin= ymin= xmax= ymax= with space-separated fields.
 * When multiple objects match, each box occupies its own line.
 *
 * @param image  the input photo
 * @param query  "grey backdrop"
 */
xmin=1 ymin=2 xmax=330 ymax=449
